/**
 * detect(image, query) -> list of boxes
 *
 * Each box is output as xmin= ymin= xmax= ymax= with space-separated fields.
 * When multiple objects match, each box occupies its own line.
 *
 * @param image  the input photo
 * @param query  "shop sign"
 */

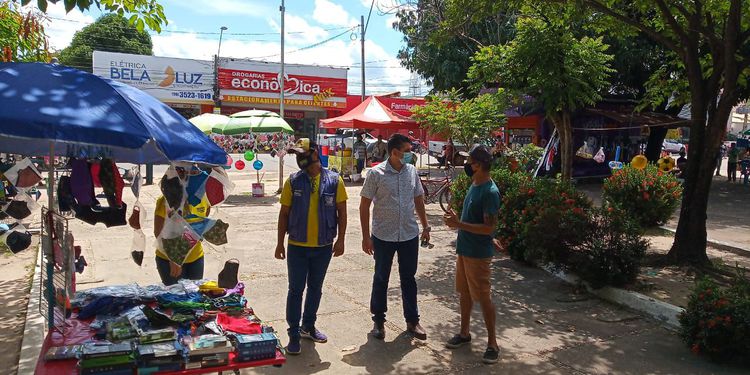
xmin=92 ymin=51 xmax=214 ymax=104
xmin=222 ymin=95 xmax=347 ymax=109
xmin=218 ymin=68 xmax=347 ymax=98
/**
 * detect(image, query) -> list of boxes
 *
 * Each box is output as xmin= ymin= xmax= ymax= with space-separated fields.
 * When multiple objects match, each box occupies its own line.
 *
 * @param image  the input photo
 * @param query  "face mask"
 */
xmin=464 ymin=163 xmax=475 ymax=177
xmin=401 ymin=152 xmax=414 ymax=165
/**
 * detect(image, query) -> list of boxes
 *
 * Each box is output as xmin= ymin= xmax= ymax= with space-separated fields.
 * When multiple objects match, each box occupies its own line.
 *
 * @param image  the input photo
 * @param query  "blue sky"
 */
xmin=43 ymin=0 xmax=427 ymax=95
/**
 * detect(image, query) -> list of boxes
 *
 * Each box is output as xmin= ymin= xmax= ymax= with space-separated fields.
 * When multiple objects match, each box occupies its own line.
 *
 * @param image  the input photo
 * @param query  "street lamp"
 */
xmin=214 ymin=26 xmax=228 ymax=113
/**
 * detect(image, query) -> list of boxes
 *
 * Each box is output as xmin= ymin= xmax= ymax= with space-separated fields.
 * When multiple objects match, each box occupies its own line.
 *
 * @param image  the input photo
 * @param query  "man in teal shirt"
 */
xmin=443 ymin=144 xmax=501 ymax=364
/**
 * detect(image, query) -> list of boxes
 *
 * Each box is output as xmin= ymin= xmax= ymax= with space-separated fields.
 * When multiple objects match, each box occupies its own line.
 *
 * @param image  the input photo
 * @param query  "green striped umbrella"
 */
xmin=212 ymin=110 xmax=294 ymax=135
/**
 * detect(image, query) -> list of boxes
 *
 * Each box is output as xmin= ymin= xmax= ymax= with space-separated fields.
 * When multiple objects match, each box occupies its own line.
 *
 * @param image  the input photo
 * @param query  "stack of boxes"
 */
xmin=79 ymin=342 xmax=134 ymax=375
xmin=232 ymin=333 xmax=279 ymax=362
xmin=184 ymin=334 xmax=232 ymax=369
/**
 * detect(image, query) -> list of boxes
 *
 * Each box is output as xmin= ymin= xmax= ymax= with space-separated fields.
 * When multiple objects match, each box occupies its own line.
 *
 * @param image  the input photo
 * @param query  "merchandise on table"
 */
xmin=44 ymin=344 xmax=82 ymax=361
xmin=41 ymin=279 xmax=284 ymax=373
xmin=232 ymin=333 xmax=279 ymax=362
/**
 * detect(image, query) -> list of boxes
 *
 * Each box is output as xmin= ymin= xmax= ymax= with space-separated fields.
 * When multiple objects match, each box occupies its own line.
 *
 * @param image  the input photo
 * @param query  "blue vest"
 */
xmin=288 ymin=169 xmax=339 ymax=246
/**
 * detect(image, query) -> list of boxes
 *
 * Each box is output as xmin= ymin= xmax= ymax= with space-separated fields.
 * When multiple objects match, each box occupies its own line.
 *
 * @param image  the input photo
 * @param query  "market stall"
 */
xmin=319 ymin=96 xmax=420 ymax=177
xmin=0 ymin=63 xmax=285 ymax=374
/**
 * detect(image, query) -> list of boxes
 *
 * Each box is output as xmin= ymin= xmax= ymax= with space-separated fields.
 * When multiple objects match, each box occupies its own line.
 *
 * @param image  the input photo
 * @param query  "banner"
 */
xmin=93 ymin=51 xmax=214 ymax=105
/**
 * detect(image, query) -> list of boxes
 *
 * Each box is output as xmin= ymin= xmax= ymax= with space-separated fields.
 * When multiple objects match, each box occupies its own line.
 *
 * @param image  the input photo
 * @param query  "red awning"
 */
xmin=320 ymin=96 xmax=419 ymax=130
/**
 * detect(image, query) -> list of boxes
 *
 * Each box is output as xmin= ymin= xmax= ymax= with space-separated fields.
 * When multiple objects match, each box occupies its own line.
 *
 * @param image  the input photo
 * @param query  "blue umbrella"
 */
xmin=0 ymin=63 xmax=226 ymax=165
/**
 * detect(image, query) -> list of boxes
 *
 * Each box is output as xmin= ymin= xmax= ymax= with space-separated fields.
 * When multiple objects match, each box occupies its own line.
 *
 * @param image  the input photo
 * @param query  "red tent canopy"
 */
xmin=320 ymin=96 xmax=419 ymax=130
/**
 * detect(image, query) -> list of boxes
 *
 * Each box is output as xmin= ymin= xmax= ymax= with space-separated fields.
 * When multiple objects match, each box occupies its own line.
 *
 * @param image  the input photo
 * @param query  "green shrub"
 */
xmin=603 ymin=164 xmax=682 ymax=227
xmin=566 ymin=207 xmax=648 ymax=288
xmin=679 ymin=273 xmax=750 ymax=363
xmin=497 ymin=176 xmax=592 ymax=263
xmin=449 ymin=172 xmax=472 ymax=217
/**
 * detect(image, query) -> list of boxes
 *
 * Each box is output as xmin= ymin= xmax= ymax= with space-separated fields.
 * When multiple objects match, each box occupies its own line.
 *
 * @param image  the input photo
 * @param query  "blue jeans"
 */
xmin=286 ymin=244 xmax=333 ymax=338
xmin=370 ymin=236 xmax=420 ymax=324
xmin=356 ymin=159 xmax=365 ymax=174
xmin=155 ymin=256 xmax=204 ymax=286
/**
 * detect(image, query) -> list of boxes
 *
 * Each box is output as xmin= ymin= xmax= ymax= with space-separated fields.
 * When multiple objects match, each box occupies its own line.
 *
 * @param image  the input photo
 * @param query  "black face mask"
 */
xmin=296 ymin=151 xmax=319 ymax=170
xmin=464 ymin=163 xmax=475 ymax=177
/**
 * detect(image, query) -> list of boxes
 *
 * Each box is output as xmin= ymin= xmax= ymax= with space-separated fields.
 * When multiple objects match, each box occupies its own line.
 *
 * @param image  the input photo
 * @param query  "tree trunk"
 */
xmin=667 ymin=103 xmax=729 ymax=265
xmin=560 ymin=112 xmax=573 ymax=181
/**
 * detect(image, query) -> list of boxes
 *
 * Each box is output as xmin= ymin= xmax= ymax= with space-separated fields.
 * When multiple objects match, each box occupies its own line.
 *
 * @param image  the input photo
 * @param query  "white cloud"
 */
xmin=267 ymin=14 xmax=330 ymax=45
xmin=313 ymin=0 xmax=357 ymax=27
xmin=42 ymin=2 xmax=95 ymax=51
xmin=166 ymin=0 xmax=272 ymax=18
xmin=42 ymin=0 xmax=422 ymax=97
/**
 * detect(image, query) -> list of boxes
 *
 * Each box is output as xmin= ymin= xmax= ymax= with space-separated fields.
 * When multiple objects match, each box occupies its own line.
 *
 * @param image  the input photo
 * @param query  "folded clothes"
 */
xmin=216 ymin=312 xmax=261 ymax=334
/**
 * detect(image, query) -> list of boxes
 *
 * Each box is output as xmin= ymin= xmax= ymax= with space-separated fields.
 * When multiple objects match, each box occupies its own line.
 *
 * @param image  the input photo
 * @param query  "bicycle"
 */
xmin=419 ymin=166 xmax=455 ymax=213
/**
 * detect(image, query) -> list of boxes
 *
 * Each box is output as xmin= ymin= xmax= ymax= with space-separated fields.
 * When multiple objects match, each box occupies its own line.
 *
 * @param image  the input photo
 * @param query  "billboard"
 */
xmin=92 ymin=51 xmax=214 ymax=104
xmin=218 ymin=58 xmax=348 ymax=109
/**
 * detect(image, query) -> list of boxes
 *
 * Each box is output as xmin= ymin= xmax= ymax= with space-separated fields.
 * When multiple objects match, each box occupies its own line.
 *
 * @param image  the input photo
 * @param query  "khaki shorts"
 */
xmin=455 ymin=255 xmax=492 ymax=301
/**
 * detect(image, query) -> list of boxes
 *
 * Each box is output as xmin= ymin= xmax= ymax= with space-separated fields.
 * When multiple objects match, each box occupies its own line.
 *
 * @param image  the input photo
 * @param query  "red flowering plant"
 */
xmin=603 ymin=164 xmax=682 ymax=228
xmin=496 ymin=175 xmax=592 ymax=263
xmin=679 ymin=272 xmax=750 ymax=363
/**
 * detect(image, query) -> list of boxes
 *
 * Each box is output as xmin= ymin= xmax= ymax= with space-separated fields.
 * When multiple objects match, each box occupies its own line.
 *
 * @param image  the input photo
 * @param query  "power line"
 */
xmin=46 ymin=15 xmax=355 ymax=36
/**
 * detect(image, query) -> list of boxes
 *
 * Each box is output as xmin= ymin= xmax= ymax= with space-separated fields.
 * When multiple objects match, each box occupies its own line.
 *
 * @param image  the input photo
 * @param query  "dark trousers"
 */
xmin=370 ymin=236 xmax=420 ymax=324
xmin=356 ymin=159 xmax=365 ymax=174
xmin=728 ymin=162 xmax=737 ymax=181
xmin=286 ymin=244 xmax=333 ymax=337
xmin=155 ymin=256 xmax=204 ymax=286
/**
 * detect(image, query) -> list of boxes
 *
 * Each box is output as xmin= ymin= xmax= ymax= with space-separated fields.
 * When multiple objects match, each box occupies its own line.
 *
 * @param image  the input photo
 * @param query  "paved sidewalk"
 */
xmin=579 ymin=175 xmax=750 ymax=252
xmin=21 ymin=175 xmax=747 ymax=374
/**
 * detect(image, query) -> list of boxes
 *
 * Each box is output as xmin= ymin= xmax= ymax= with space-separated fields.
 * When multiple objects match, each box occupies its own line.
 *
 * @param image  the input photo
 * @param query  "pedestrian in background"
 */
xmin=715 ymin=143 xmax=726 ymax=176
xmin=443 ymin=145 xmax=501 ymax=365
xmin=275 ymin=138 xmax=348 ymax=355
xmin=353 ymin=134 xmax=368 ymax=174
xmin=728 ymin=143 xmax=739 ymax=182
xmin=360 ymin=133 xmax=431 ymax=341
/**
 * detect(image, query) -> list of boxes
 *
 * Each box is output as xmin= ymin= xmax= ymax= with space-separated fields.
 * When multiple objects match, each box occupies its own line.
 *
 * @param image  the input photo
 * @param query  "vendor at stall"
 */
xmin=354 ymin=134 xmax=368 ymax=174
xmin=371 ymin=135 xmax=387 ymax=163
xmin=154 ymin=166 xmax=210 ymax=286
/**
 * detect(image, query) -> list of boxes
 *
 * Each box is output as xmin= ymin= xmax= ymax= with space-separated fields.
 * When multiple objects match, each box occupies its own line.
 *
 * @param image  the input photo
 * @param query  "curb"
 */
xmin=540 ymin=264 xmax=684 ymax=331
xmin=18 ymin=245 xmax=47 ymax=375
xmin=660 ymin=227 xmax=750 ymax=257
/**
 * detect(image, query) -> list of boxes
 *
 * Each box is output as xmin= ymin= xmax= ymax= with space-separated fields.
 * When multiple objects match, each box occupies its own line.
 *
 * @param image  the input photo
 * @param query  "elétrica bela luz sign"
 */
xmin=92 ymin=51 xmax=215 ymax=104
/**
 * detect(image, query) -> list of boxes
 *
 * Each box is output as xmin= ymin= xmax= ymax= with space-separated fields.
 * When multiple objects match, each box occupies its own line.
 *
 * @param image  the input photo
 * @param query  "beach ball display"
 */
xmin=631 ymin=155 xmax=648 ymax=170
xmin=235 ymin=160 xmax=245 ymax=170
xmin=253 ymin=160 xmax=264 ymax=171
xmin=244 ymin=151 xmax=255 ymax=161
xmin=657 ymin=156 xmax=675 ymax=172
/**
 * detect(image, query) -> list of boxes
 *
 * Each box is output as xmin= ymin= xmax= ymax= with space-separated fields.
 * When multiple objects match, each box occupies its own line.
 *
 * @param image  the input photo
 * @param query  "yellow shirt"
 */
xmin=280 ymin=174 xmax=347 ymax=247
xmin=154 ymin=196 xmax=209 ymax=263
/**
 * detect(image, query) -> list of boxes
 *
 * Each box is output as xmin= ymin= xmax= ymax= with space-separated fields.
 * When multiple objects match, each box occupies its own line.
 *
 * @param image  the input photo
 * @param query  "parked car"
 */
xmin=662 ymin=139 xmax=686 ymax=154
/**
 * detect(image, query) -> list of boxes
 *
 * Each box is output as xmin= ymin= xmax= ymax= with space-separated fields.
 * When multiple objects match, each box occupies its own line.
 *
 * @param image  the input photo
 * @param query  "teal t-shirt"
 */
xmin=456 ymin=180 xmax=500 ymax=258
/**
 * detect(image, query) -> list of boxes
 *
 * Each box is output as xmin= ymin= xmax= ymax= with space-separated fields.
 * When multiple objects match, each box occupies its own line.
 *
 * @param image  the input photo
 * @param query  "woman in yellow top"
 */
xmin=154 ymin=167 xmax=211 ymax=285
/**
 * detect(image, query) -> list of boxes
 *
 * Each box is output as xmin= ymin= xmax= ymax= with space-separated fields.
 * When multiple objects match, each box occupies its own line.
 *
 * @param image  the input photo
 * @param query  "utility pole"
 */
xmin=214 ymin=26 xmax=228 ymax=114
xmin=360 ymin=15 xmax=365 ymax=102
xmin=279 ymin=0 xmax=285 ymax=192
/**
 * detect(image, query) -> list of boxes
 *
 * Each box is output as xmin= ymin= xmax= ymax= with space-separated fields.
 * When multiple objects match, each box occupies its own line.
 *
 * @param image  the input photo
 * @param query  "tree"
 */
xmin=58 ymin=13 xmax=152 ymax=72
xmin=412 ymin=89 xmax=507 ymax=147
xmin=22 ymin=0 xmax=167 ymax=32
xmin=439 ymin=0 xmax=750 ymax=264
xmin=572 ymin=0 xmax=750 ymax=265
xmin=467 ymin=16 xmax=614 ymax=180
xmin=392 ymin=0 xmax=517 ymax=93
xmin=1 ymin=1 xmax=48 ymax=62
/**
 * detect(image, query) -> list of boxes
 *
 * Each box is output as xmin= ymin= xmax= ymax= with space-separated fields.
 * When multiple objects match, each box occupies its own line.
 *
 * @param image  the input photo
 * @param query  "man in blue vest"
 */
xmin=276 ymin=138 xmax=348 ymax=355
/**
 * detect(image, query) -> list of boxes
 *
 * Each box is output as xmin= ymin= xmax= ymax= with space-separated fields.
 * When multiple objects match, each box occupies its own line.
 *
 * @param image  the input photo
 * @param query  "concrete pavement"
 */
xmin=20 ymin=173 xmax=747 ymax=374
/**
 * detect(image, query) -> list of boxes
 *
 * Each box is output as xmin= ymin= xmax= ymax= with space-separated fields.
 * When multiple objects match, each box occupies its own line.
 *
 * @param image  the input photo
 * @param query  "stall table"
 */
xmin=327 ymin=154 xmax=356 ymax=178
xmin=35 ymin=317 xmax=285 ymax=375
